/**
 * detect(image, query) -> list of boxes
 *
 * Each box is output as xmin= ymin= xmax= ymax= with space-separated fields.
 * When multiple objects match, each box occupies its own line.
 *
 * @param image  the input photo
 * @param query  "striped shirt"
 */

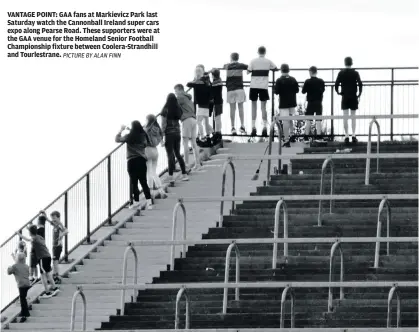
xmin=248 ymin=56 xmax=277 ymax=90
xmin=223 ymin=62 xmax=248 ymax=91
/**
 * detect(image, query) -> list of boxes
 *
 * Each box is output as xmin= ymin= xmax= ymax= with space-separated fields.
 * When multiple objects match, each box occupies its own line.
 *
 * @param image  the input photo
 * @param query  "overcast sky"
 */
xmin=0 ymin=0 xmax=418 ymax=243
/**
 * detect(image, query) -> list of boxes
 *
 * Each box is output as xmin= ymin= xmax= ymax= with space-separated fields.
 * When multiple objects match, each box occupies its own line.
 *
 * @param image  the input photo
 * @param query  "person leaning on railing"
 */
xmin=115 ymin=121 xmax=153 ymax=210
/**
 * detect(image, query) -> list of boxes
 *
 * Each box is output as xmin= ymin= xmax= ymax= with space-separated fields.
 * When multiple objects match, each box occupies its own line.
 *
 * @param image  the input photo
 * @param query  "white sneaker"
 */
xmin=181 ymin=174 xmax=189 ymax=181
xmin=192 ymin=165 xmax=201 ymax=172
xmin=166 ymin=175 xmax=174 ymax=183
xmin=146 ymin=199 xmax=153 ymax=210
xmin=158 ymin=189 xmax=168 ymax=199
xmin=129 ymin=201 xmax=141 ymax=209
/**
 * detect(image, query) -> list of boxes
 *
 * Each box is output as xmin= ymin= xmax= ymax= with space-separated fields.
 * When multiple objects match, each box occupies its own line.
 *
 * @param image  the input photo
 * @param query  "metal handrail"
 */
xmin=175 ymin=287 xmax=190 ymax=330
xmin=272 ymin=199 xmax=289 ymax=268
xmin=374 ymin=198 xmax=392 ymax=268
xmin=223 ymin=241 xmax=240 ymax=314
xmin=220 ymin=158 xmax=236 ymax=224
xmin=267 ymin=118 xmax=284 ymax=183
xmin=328 ymin=241 xmax=344 ymax=312
xmin=70 ymin=286 xmax=87 ymax=331
xmin=176 ymin=194 xmax=417 ymax=203
xmin=128 ymin=236 xmax=417 ymax=247
xmin=72 ymin=281 xmax=418 ymax=330
xmin=365 ymin=117 xmax=382 ymax=185
xmin=318 ymin=157 xmax=335 ymax=227
xmin=120 ymin=243 xmax=138 ymax=316
xmin=387 ymin=285 xmax=401 ymax=327
xmin=170 ymin=199 xmax=187 ymax=271
xmin=280 ymin=286 xmax=295 ymax=328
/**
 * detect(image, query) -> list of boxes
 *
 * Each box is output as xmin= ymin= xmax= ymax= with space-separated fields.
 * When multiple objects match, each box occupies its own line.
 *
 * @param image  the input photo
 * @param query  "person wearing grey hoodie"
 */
xmin=144 ymin=114 xmax=167 ymax=198
xmin=174 ymin=84 xmax=201 ymax=171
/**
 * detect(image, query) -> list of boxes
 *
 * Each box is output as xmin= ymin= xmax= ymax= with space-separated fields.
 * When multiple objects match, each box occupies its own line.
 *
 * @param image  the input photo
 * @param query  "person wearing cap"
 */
xmin=302 ymin=66 xmax=325 ymax=143
xmin=334 ymin=57 xmax=363 ymax=144
xmin=248 ymin=46 xmax=278 ymax=137
xmin=274 ymin=63 xmax=299 ymax=147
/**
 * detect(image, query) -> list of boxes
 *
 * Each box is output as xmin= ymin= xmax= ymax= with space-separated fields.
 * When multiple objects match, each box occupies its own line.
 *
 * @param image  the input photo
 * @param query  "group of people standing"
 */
xmin=116 ymin=47 xmax=364 ymax=209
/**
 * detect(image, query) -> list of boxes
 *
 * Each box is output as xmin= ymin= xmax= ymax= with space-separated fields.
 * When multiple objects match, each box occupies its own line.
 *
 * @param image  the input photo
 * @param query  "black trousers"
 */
xmin=19 ymin=286 xmax=30 ymax=317
xmin=165 ymin=134 xmax=186 ymax=176
xmin=127 ymin=156 xmax=151 ymax=202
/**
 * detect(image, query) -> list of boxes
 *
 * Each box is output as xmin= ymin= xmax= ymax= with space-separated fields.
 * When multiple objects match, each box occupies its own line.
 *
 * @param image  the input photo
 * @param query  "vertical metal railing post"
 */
xmin=222 ymin=242 xmax=240 ymax=314
xmin=107 ymin=155 xmax=112 ymax=225
xmin=120 ymin=243 xmax=138 ymax=316
xmin=271 ymin=70 xmax=276 ymax=121
xmin=175 ymin=287 xmax=190 ymax=330
xmin=374 ymin=198 xmax=392 ymax=268
xmin=266 ymin=119 xmax=283 ymax=183
xmin=390 ymin=69 xmax=394 ymax=141
xmin=318 ymin=157 xmax=335 ymax=226
xmin=86 ymin=174 xmax=91 ymax=244
xmin=220 ymin=158 xmax=236 ymax=224
xmin=365 ymin=118 xmax=381 ymax=185
xmin=328 ymin=240 xmax=344 ymax=312
xmin=70 ymin=286 xmax=87 ymax=331
xmin=272 ymin=199 xmax=289 ymax=269
xmin=170 ymin=200 xmax=187 ymax=271
xmin=387 ymin=284 xmax=401 ymax=327
xmin=331 ymin=69 xmax=335 ymax=139
xmin=280 ymin=286 xmax=295 ymax=328
xmin=64 ymin=192 xmax=69 ymax=262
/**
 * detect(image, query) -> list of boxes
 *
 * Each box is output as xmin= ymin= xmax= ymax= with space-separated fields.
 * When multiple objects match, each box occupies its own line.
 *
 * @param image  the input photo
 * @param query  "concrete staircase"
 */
xmin=97 ymin=141 xmax=418 ymax=330
xmin=4 ymin=142 xmax=284 ymax=331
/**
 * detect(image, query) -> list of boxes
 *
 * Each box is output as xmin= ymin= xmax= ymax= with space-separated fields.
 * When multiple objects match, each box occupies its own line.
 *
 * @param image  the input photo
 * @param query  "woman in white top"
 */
xmin=144 ymin=114 xmax=167 ymax=198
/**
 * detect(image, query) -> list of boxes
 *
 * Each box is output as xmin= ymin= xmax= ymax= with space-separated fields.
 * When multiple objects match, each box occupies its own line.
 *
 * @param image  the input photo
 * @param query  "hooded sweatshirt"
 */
xmin=177 ymin=92 xmax=196 ymax=122
xmin=145 ymin=121 xmax=163 ymax=147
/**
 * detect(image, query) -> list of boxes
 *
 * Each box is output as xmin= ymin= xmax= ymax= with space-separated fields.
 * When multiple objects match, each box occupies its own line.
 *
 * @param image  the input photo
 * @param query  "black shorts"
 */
xmin=306 ymin=101 xmax=323 ymax=116
xmin=53 ymin=246 xmax=62 ymax=261
xmin=341 ymin=95 xmax=358 ymax=111
xmin=38 ymin=257 xmax=52 ymax=274
xmin=213 ymin=104 xmax=223 ymax=117
xmin=30 ymin=252 xmax=37 ymax=268
xmin=249 ymin=88 xmax=270 ymax=102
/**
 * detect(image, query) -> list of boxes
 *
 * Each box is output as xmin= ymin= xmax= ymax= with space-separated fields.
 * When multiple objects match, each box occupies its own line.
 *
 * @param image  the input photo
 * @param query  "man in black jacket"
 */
xmin=274 ymin=64 xmax=299 ymax=147
xmin=335 ymin=57 xmax=363 ymax=144
xmin=302 ymin=66 xmax=325 ymax=142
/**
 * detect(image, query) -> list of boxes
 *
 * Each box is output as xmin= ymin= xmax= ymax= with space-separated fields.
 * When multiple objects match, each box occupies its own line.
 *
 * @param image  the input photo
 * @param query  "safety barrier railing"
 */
xmin=223 ymin=241 xmax=240 ymax=314
xmin=173 ymin=193 xmax=417 ymax=243
xmin=267 ymin=119 xmax=284 ymax=181
xmin=212 ymin=66 xmax=418 ymax=139
xmin=328 ymin=241 xmax=344 ymax=312
xmin=175 ymin=287 xmax=190 ymax=329
xmin=272 ymin=199 xmax=288 ymax=268
xmin=120 ymin=243 xmax=138 ymax=316
xmin=220 ymin=149 xmax=417 ymax=207
xmin=70 ymin=287 xmax=87 ymax=331
xmin=374 ymin=198 xmax=392 ymax=268
xmin=387 ymin=285 xmax=401 ymax=328
xmin=220 ymin=158 xmax=236 ymax=224
xmin=366 ymin=117 xmax=381 ymax=185
xmin=280 ymin=286 xmax=295 ymax=328
xmin=169 ymin=194 xmax=417 ymax=269
xmin=170 ymin=200 xmax=187 ymax=271
xmin=318 ymin=157 xmax=335 ymax=227
xmin=71 ymin=280 xmax=418 ymax=331
xmin=265 ymin=114 xmax=417 ymax=184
